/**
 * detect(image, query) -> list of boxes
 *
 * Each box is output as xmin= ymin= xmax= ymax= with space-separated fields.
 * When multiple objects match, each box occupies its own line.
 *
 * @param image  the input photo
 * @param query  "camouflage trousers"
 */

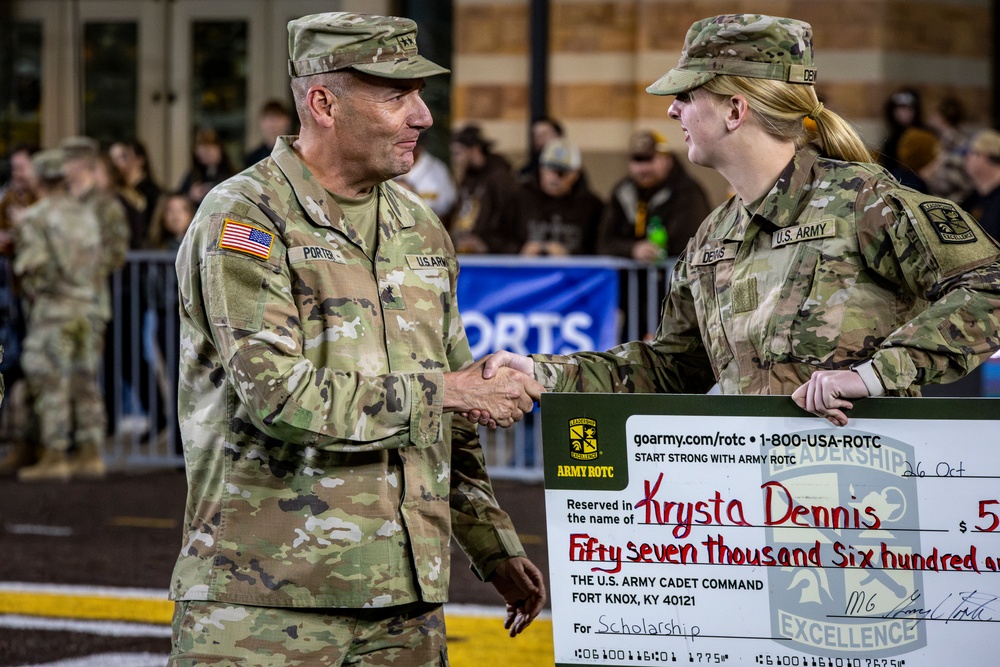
xmin=21 ymin=316 xmax=105 ymax=452
xmin=169 ymin=600 xmax=449 ymax=667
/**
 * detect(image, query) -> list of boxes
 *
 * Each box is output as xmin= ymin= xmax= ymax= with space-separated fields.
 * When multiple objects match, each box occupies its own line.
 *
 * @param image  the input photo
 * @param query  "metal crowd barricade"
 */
xmin=103 ymin=253 xmax=675 ymax=478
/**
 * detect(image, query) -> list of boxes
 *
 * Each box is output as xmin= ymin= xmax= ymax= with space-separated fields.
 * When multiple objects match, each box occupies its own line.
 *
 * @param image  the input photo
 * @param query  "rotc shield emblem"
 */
xmin=920 ymin=201 xmax=976 ymax=243
xmin=569 ymin=418 xmax=598 ymax=461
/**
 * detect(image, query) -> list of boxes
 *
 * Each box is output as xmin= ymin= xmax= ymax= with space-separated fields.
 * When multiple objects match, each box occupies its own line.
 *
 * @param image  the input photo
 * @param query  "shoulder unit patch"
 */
xmin=219 ymin=219 xmax=274 ymax=259
xmin=918 ymin=201 xmax=976 ymax=244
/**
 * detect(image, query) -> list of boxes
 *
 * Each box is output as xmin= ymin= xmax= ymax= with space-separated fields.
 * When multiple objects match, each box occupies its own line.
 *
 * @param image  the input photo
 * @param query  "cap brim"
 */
xmin=352 ymin=55 xmax=449 ymax=80
xmin=646 ymin=69 xmax=715 ymax=96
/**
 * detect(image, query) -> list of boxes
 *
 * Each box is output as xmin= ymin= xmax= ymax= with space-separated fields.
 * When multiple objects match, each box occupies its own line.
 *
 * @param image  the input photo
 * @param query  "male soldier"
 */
xmin=13 ymin=149 xmax=103 ymax=482
xmin=168 ymin=13 xmax=546 ymax=666
xmin=60 ymin=136 xmax=129 ymax=477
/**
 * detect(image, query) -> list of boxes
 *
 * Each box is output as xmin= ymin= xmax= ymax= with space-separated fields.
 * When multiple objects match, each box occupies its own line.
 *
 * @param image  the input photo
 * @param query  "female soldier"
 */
xmin=483 ymin=14 xmax=1000 ymax=426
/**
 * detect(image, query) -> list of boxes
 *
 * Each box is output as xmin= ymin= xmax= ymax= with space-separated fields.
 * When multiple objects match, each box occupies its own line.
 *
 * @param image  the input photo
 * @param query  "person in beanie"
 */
xmin=13 ymin=149 xmax=103 ymax=482
xmin=167 ymin=12 xmax=545 ymax=665
xmin=480 ymin=14 xmax=1000 ymax=428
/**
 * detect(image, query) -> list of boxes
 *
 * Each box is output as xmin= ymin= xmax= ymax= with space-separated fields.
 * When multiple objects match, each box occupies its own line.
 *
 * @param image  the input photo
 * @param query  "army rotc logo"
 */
xmin=920 ymin=201 xmax=976 ymax=243
xmin=569 ymin=418 xmax=599 ymax=461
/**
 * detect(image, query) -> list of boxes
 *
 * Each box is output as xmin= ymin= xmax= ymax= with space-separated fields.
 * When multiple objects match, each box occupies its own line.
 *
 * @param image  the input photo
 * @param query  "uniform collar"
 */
xmin=749 ymin=146 xmax=821 ymax=229
xmin=271 ymin=136 xmax=416 ymax=245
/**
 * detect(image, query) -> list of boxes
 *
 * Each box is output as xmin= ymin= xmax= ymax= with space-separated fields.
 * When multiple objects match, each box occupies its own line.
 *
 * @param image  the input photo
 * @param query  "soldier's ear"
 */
xmin=305 ymin=85 xmax=338 ymax=129
xmin=725 ymin=95 xmax=750 ymax=132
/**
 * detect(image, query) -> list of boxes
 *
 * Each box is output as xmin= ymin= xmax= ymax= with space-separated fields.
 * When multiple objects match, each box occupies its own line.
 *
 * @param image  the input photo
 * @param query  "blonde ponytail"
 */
xmin=702 ymin=76 xmax=873 ymax=163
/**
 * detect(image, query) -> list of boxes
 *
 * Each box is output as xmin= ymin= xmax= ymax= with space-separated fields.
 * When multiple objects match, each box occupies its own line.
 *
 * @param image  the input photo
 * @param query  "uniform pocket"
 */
xmin=690 ymin=262 xmax=735 ymax=377
xmin=772 ymin=247 xmax=863 ymax=366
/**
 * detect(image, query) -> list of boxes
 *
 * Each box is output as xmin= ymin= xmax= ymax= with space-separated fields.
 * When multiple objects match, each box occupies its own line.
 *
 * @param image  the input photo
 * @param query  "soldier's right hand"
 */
xmin=443 ymin=360 xmax=543 ymax=428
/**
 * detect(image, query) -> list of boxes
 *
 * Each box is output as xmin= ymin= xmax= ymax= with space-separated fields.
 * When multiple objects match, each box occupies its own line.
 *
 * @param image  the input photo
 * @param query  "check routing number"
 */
xmin=540 ymin=394 xmax=1000 ymax=667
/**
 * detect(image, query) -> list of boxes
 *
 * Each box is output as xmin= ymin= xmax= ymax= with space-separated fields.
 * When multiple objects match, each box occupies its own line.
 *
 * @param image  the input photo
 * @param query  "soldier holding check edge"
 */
xmin=482 ymin=14 xmax=1000 ymax=426
xmin=168 ymin=12 xmax=545 ymax=666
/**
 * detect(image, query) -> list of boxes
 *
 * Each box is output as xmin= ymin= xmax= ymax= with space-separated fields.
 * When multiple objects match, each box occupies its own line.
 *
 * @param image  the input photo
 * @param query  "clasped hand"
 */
xmin=444 ymin=355 xmax=543 ymax=428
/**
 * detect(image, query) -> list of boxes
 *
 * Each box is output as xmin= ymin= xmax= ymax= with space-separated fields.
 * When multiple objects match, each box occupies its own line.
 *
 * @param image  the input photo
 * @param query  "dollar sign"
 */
xmin=960 ymin=521 xmax=967 ymax=533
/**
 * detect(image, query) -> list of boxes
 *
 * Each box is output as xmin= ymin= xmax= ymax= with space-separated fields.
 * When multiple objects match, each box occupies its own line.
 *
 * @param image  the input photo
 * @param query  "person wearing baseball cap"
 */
xmin=167 ymin=12 xmax=545 ymax=665
xmin=962 ymin=129 xmax=1000 ymax=241
xmin=483 ymin=15 xmax=1000 ymax=431
xmin=598 ymin=129 xmax=710 ymax=262
xmin=518 ymin=138 xmax=604 ymax=256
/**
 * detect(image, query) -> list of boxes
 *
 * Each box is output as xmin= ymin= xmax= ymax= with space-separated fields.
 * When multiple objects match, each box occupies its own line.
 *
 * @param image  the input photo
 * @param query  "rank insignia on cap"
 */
xmin=919 ymin=201 xmax=976 ymax=244
xmin=219 ymin=219 xmax=274 ymax=259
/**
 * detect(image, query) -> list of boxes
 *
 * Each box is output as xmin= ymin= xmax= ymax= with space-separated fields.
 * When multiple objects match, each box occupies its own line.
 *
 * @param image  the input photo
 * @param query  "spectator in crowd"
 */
xmin=518 ymin=116 xmax=564 ymax=185
xmin=394 ymin=132 xmax=457 ymax=221
xmin=481 ymin=13 xmax=1000 ymax=429
xmin=923 ymin=96 xmax=976 ymax=203
xmin=166 ymin=13 xmax=544 ymax=664
xmin=149 ymin=191 xmax=196 ymax=252
xmin=450 ymin=124 xmax=523 ymax=253
xmin=13 ymin=149 xmax=104 ymax=482
xmin=178 ymin=127 xmax=236 ymax=204
xmin=61 ymin=136 xmax=129 ymax=478
xmin=598 ymin=130 xmax=710 ymax=260
xmin=519 ymin=138 xmax=603 ymax=256
xmin=961 ymin=129 xmax=1000 ymax=240
xmin=146 ymin=191 xmax=197 ymax=454
xmin=94 ymin=152 xmax=146 ymax=248
xmin=244 ymin=99 xmax=294 ymax=167
xmin=894 ymin=125 xmax=938 ymax=193
xmin=109 ymin=139 xmax=162 ymax=243
xmin=880 ymin=88 xmax=939 ymax=190
xmin=0 ymin=144 xmax=39 ymax=254
xmin=0 ymin=145 xmax=36 ymax=474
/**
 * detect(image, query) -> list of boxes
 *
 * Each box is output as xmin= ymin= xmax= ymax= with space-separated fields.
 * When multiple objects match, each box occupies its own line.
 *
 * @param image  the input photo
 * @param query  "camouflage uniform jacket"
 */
xmin=170 ymin=137 xmax=525 ymax=609
xmin=79 ymin=186 xmax=129 ymax=322
xmin=533 ymin=147 xmax=1000 ymax=395
xmin=14 ymin=194 xmax=102 ymax=322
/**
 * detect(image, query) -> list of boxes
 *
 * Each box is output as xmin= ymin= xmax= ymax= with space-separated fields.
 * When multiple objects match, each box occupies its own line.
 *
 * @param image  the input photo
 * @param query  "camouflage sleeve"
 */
xmin=446 ymin=254 xmax=526 ymax=580
xmin=12 ymin=211 xmax=50 ymax=299
xmin=98 ymin=196 xmax=129 ymax=274
xmin=856 ymin=181 xmax=1000 ymax=389
xmin=196 ymin=213 xmax=445 ymax=451
xmin=531 ymin=256 xmax=716 ymax=394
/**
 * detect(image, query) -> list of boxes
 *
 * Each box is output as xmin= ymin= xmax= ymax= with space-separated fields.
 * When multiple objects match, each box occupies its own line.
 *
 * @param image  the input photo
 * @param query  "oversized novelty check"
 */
xmin=541 ymin=394 xmax=1000 ymax=667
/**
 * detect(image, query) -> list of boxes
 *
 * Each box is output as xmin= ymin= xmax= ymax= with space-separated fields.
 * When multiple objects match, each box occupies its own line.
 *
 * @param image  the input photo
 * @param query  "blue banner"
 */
xmin=457 ymin=262 xmax=619 ymax=358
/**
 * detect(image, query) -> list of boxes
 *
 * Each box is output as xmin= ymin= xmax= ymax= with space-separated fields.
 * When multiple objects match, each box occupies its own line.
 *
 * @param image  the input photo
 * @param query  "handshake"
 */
xmin=443 ymin=351 xmax=540 ymax=428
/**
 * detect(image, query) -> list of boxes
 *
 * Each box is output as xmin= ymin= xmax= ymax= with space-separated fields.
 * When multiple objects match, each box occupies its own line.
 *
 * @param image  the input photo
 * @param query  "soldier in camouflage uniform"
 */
xmin=168 ymin=13 xmax=545 ymax=667
xmin=483 ymin=14 xmax=1000 ymax=427
xmin=60 ymin=136 xmax=129 ymax=477
xmin=13 ymin=149 xmax=104 ymax=482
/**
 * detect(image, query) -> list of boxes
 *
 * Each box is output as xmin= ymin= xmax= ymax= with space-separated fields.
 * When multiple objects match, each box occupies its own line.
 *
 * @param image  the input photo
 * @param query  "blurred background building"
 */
xmin=1 ymin=0 xmax=996 ymax=204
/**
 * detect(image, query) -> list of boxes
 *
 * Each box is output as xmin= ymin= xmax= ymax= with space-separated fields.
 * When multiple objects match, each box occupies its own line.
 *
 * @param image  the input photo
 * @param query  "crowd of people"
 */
xmin=2 ymin=60 xmax=1000 ymax=484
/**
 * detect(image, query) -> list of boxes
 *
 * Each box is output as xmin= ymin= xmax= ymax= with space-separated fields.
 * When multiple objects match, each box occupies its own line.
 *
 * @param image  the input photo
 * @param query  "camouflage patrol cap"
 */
xmin=59 ymin=136 xmax=99 ymax=160
xmin=32 ymin=148 xmax=66 ymax=180
xmin=647 ymin=14 xmax=817 ymax=96
xmin=287 ymin=12 xmax=449 ymax=79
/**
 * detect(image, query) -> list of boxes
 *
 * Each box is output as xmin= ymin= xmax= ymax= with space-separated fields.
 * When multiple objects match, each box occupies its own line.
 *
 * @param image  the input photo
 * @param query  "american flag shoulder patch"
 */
xmin=219 ymin=219 xmax=274 ymax=260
